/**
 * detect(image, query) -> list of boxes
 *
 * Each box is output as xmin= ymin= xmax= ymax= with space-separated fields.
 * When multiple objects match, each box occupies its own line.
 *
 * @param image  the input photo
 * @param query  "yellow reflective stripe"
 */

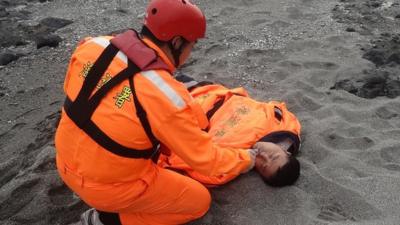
xmin=141 ymin=70 xmax=186 ymax=109
xmin=90 ymin=37 xmax=128 ymax=64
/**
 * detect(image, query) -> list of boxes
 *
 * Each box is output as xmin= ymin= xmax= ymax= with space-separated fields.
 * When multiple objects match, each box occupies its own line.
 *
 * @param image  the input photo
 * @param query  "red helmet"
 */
xmin=144 ymin=0 xmax=206 ymax=42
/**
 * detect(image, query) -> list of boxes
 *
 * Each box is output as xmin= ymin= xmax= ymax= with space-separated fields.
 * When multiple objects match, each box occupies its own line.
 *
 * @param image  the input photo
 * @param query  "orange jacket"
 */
xmin=158 ymin=84 xmax=301 ymax=185
xmin=55 ymin=34 xmax=251 ymax=185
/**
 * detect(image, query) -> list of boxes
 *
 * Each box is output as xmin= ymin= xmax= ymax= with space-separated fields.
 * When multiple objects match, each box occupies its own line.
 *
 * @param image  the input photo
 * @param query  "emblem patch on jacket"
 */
xmin=79 ymin=61 xmax=112 ymax=89
xmin=97 ymin=74 xmax=112 ymax=89
xmin=114 ymin=86 xmax=132 ymax=108
xmin=79 ymin=61 xmax=93 ymax=78
xmin=214 ymin=105 xmax=251 ymax=138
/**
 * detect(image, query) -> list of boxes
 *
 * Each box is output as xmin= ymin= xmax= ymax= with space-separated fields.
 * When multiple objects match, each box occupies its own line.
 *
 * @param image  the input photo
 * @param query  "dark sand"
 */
xmin=1 ymin=0 xmax=400 ymax=224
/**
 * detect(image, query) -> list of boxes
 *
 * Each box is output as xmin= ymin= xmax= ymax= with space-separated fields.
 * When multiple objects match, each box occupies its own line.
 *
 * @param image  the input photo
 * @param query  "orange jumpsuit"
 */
xmin=55 ymin=32 xmax=252 ymax=225
xmin=158 ymin=84 xmax=301 ymax=185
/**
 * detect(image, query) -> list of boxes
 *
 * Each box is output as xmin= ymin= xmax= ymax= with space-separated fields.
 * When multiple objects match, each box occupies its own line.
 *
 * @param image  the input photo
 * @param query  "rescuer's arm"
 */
xmin=135 ymin=71 xmax=254 ymax=177
xmin=153 ymin=106 xmax=254 ymax=177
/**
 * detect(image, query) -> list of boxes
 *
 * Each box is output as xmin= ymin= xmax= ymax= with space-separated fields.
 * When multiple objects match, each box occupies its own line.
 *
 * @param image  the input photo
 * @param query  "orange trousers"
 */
xmin=57 ymin=158 xmax=211 ymax=225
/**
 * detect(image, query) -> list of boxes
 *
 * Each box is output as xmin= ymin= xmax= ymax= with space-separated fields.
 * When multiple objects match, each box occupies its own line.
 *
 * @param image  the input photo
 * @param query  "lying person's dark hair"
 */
xmin=263 ymin=155 xmax=300 ymax=187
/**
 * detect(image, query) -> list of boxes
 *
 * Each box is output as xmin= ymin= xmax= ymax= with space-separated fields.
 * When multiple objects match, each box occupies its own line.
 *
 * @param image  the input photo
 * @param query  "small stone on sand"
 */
xmin=0 ymin=52 xmax=21 ymax=66
xmin=39 ymin=17 xmax=73 ymax=31
xmin=36 ymin=34 xmax=62 ymax=49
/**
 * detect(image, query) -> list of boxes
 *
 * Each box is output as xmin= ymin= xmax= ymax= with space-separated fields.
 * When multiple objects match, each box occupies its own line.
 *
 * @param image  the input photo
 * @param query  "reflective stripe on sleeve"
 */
xmin=141 ymin=70 xmax=186 ymax=109
xmin=90 ymin=37 xmax=128 ymax=64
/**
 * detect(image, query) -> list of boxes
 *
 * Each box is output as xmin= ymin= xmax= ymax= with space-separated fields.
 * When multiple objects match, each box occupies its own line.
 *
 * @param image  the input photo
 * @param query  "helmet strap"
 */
xmin=168 ymin=38 xmax=188 ymax=67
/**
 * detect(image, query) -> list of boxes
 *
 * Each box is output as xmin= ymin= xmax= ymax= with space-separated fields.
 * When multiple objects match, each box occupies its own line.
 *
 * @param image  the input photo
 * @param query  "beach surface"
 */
xmin=1 ymin=0 xmax=400 ymax=224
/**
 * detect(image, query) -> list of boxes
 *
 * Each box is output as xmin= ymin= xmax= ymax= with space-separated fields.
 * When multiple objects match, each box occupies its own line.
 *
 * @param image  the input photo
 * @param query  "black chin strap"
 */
xmin=168 ymin=39 xmax=188 ymax=67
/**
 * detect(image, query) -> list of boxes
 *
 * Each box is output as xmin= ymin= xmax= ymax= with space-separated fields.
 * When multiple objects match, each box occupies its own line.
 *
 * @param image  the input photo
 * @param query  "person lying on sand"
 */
xmin=254 ymin=140 xmax=300 ymax=187
xmin=158 ymin=75 xmax=301 ymax=187
xmin=55 ymin=0 xmax=263 ymax=224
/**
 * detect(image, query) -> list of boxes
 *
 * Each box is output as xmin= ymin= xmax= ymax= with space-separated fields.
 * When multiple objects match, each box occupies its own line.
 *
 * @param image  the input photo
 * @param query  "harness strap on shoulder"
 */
xmin=87 ymin=61 xmax=139 ymax=113
xmin=129 ymin=76 xmax=161 ymax=163
xmin=64 ymin=42 xmax=160 ymax=160
xmin=67 ymin=44 xmax=119 ymax=128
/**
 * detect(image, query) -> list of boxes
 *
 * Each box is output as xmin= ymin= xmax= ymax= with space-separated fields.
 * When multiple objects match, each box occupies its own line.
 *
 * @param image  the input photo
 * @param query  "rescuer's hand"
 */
xmin=241 ymin=148 xmax=259 ymax=173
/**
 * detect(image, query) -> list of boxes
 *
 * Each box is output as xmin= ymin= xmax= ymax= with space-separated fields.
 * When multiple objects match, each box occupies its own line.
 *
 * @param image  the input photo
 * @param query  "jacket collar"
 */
xmin=142 ymin=38 xmax=176 ymax=73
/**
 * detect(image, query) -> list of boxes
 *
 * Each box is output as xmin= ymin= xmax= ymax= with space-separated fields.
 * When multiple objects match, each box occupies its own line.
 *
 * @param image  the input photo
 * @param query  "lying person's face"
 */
xmin=254 ymin=142 xmax=290 ymax=179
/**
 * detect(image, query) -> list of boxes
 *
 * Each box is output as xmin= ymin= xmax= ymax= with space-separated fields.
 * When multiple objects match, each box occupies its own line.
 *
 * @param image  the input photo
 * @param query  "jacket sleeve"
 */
xmin=154 ymin=105 xmax=252 ymax=177
xmin=135 ymin=71 xmax=252 ymax=177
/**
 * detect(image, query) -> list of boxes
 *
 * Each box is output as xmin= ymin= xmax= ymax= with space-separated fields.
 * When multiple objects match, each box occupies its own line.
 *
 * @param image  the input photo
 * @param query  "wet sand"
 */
xmin=1 ymin=0 xmax=400 ymax=224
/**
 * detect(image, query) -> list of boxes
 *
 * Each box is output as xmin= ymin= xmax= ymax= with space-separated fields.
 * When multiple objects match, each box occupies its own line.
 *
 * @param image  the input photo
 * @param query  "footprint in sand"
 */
xmin=222 ymin=0 xmax=261 ymax=7
xmin=380 ymin=145 xmax=400 ymax=171
xmin=302 ymin=61 xmax=339 ymax=70
xmin=0 ymin=178 xmax=41 ymax=220
xmin=209 ymin=58 xmax=228 ymax=71
xmin=2 ymin=145 xmax=88 ymax=225
xmin=49 ymin=100 xmax=61 ymax=106
xmin=0 ymin=157 xmax=20 ymax=188
xmin=318 ymin=202 xmax=356 ymax=222
xmin=252 ymin=10 xmax=271 ymax=16
xmin=322 ymin=131 xmax=375 ymax=150
xmin=285 ymin=40 xmax=321 ymax=52
xmin=300 ymin=162 xmax=382 ymax=222
xmin=277 ymin=60 xmax=303 ymax=72
xmin=48 ymin=184 xmax=79 ymax=206
xmin=244 ymin=49 xmax=285 ymax=63
xmin=287 ymin=91 xmax=323 ymax=112
xmin=198 ymin=72 xmax=218 ymax=80
xmin=31 ymin=146 xmax=56 ymax=174
xmin=303 ymin=142 xmax=333 ymax=165
xmin=375 ymin=106 xmax=399 ymax=120
xmin=225 ymin=34 xmax=251 ymax=44
xmin=382 ymin=163 xmax=400 ymax=172
xmin=0 ymin=80 xmax=8 ymax=98
xmin=0 ymin=122 xmax=26 ymax=149
xmin=325 ymin=35 xmax=349 ymax=46
xmin=268 ymin=20 xmax=292 ymax=32
xmin=334 ymin=107 xmax=375 ymax=124
xmin=24 ymin=111 xmax=61 ymax=153
xmin=286 ymin=7 xmax=304 ymax=20
xmin=269 ymin=69 xmax=290 ymax=81
xmin=219 ymin=7 xmax=238 ymax=17
xmin=286 ymin=7 xmax=317 ymax=20
xmin=294 ymin=81 xmax=327 ymax=99
xmin=301 ymin=0 xmax=315 ymax=5
xmin=248 ymin=19 xmax=267 ymax=27
xmin=205 ymin=44 xmax=229 ymax=55
xmin=307 ymin=70 xmax=332 ymax=87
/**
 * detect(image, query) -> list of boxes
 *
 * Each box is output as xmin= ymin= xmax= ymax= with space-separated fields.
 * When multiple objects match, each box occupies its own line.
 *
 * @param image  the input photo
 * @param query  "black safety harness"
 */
xmin=64 ymin=41 xmax=161 ymax=163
